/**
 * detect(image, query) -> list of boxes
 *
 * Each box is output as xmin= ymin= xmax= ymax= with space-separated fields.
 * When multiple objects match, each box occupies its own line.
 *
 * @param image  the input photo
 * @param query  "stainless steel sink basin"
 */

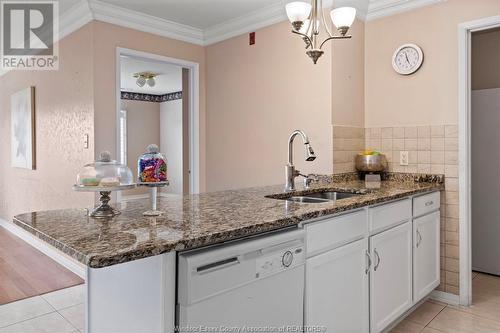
xmin=301 ymin=191 xmax=361 ymax=200
xmin=285 ymin=196 xmax=332 ymax=204
xmin=280 ymin=191 xmax=362 ymax=204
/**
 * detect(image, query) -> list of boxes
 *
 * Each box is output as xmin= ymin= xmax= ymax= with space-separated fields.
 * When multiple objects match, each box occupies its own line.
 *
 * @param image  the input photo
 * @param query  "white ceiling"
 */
xmin=98 ymin=0 xmax=283 ymax=30
xmin=120 ymin=56 xmax=182 ymax=95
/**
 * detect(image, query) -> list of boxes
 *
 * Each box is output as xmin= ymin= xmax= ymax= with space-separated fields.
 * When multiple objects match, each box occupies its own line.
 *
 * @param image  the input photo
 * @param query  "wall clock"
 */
xmin=392 ymin=44 xmax=424 ymax=75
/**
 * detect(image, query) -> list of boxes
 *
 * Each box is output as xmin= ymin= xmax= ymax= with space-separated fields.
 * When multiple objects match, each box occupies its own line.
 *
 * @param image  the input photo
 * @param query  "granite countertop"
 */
xmin=13 ymin=173 xmax=444 ymax=269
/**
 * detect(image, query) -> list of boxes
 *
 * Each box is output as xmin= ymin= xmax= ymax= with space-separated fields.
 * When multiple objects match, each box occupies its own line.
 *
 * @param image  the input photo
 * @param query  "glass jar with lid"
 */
xmin=137 ymin=144 xmax=168 ymax=184
xmin=76 ymin=151 xmax=134 ymax=188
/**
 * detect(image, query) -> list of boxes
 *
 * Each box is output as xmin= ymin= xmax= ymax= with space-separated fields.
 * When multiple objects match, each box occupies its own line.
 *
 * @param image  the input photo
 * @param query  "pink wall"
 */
xmin=365 ymin=0 xmax=500 ymax=128
xmin=0 ymin=25 xmax=95 ymax=220
xmin=332 ymin=19 xmax=365 ymax=127
xmin=205 ymin=21 xmax=333 ymax=191
xmin=89 ymin=21 xmax=207 ymax=191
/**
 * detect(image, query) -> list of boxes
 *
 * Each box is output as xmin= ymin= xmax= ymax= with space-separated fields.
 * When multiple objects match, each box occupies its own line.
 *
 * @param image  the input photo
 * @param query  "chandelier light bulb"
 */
xmin=330 ymin=7 xmax=356 ymax=35
xmin=147 ymin=77 xmax=155 ymax=87
xmin=136 ymin=76 xmax=146 ymax=87
xmin=286 ymin=2 xmax=312 ymax=30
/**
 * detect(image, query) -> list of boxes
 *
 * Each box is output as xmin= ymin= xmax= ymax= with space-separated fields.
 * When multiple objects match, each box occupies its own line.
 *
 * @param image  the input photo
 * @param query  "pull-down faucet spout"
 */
xmin=285 ymin=130 xmax=317 ymax=192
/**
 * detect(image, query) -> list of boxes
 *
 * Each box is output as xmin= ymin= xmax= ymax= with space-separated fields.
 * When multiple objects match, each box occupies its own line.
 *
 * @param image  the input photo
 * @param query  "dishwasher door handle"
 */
xmin=196 ymin=257 xmax=240 ymax=274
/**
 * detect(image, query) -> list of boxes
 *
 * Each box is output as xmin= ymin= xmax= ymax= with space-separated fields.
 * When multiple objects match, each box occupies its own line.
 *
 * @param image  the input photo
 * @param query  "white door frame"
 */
xmin=115 ymin=47 xmax=200 ymax=196
xmin=458 ymin=15 xmax=500 ymax=307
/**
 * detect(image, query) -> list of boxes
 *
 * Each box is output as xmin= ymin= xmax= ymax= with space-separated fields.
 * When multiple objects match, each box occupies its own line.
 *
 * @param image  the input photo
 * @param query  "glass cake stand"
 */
xmin=73 ymin=184 xmax=136 ymax=218
xmin=137 ymin=181 xmax=170 ymax=216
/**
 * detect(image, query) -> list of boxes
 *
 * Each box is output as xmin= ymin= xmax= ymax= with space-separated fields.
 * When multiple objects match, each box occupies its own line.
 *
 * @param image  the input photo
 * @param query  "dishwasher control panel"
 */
xmin=256 ymin=244 xmax=305 ymax=278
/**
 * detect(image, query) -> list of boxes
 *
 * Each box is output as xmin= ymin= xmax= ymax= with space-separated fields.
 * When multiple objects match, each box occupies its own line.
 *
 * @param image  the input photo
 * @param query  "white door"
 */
xmin=413 ymin=211 xmax=440 ymax=302
xmin=306 ymin=238 xmax=369 ymax=333
xmin=370 ymin=221 xmax=412 ymax=333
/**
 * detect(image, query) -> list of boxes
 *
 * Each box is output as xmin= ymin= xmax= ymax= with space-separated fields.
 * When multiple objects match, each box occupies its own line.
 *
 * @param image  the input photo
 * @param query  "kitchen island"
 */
xmin=13 ymin=173 xmax=443 ymax=333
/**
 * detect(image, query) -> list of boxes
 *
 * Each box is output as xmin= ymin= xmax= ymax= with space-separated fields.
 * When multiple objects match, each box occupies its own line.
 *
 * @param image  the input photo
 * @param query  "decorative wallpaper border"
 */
xmin=121 ymin=91 xmax=182 ymax=103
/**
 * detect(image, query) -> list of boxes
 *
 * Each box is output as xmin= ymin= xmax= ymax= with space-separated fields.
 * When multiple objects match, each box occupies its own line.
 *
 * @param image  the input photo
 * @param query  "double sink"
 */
xmin=271 ymin=191 xmax=363 ymax=204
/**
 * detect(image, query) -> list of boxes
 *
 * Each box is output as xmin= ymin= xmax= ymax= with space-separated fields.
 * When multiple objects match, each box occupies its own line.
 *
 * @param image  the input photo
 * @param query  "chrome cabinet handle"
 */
xmin=416 ymin=229 xmax=423 ymax=248
xmin=374 ymin=249 xmax=381 ymax=271
xmin=365 ymin=250 xmax=372 ymax=275
xmin=425 ymin=200 xmax=434 ymax=207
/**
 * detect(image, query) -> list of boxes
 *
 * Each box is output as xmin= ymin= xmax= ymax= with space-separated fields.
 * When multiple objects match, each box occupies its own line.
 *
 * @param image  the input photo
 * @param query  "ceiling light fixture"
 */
xmin=285 ymin=1 xmax=356 ymax=64
xmin=134 ymin=72 xmax=157 ymax=88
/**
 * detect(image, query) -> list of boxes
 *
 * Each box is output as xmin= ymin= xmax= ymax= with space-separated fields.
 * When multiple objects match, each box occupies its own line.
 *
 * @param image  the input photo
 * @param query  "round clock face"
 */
xmin=392 ymin=44 xmax=424 ymax=75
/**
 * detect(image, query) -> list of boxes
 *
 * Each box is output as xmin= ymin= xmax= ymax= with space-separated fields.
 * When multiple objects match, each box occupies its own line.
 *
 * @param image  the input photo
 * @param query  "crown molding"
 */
xmin=366 ymin=0 xmax=446 ymax=21
xmin=59 ymin=0 xmax=93 ymax=40
xmin=204 ymin=1 xmax=287 ymax=45
xmin=88 ymin=0 xmax=205 ymax=45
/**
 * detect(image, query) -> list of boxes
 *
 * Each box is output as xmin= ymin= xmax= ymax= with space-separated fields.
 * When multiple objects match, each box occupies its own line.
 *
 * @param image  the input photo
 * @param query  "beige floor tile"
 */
xmin=0 ymin=296 xmax=54 ymax=328
xmin=428 ymin=307 xmax=500 ymax=333
xmin=421 ymin=328 xmax=444 ymax=333
xmin=58 ymin=304 xmax=84 ymax=331
xmin=41 ymin=285 xmax=84 ymax=311
xmin=450 ymin=298 xmax=500 ymax=325
xmin=406 ymin=301 xmax=445 ymax=326
xmin=0 ymin=312 xmax=75 ymax=333
xmin=390 ymin=319 xmax=425 ymax=333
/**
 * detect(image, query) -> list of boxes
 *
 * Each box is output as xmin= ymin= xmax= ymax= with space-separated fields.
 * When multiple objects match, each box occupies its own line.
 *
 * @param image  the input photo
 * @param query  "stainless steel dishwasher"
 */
xmin=177 ymin=229 xmax=305 ymax=332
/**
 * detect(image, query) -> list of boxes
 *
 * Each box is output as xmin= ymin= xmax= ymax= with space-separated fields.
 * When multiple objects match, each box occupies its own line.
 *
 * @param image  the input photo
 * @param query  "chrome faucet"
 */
xmin=285 ymin=130 xmax=317 ymax=192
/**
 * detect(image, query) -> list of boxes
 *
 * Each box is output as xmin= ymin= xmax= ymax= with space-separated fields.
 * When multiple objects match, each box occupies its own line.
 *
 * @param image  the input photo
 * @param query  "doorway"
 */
xmin=458 ymin=15 xmax=500 ymax=307
xmin=115 ymin=48 xmax=200 ymax=198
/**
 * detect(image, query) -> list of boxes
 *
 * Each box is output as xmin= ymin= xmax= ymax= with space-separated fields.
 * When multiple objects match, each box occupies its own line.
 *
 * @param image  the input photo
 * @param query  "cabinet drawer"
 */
xmin=369 ymin=199 xmax=411 ymax=234
xmin=413 ymin=191 xmax=440 ymax=217
xmin=306 ymin=210 xmax=367 ymax=256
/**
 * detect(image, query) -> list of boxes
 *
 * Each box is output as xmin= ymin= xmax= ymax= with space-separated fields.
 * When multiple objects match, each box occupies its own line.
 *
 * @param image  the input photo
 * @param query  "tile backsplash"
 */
xmin=333 ymin=124 xmax=460 ymax=295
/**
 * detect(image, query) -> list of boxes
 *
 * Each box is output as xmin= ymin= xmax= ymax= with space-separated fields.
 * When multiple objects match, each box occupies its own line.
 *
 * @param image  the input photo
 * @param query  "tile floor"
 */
xmin=0 ymin=285 xmax=84 ymax=333
xmin=1 ymin=272 xmax=499 ymax=332
xmin=390 ymin=271 xmax=500 ymax=333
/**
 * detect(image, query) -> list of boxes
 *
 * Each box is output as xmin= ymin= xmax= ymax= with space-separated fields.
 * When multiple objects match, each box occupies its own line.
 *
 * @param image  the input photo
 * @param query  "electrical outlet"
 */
xmin=400 ymin=151 xmax=409 ymax=166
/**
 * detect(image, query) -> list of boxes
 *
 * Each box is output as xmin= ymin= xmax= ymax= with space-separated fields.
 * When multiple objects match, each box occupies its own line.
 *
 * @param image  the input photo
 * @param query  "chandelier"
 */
xmin=285 ymin=1 xmax=356 ymax=64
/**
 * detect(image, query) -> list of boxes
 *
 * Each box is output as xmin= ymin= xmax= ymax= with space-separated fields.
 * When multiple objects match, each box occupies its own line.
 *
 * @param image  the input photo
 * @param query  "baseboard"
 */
xmin=430 ymin=290 xmax=460 ymax=305
xmin=0 ymin=218 xmax=86 ymax=280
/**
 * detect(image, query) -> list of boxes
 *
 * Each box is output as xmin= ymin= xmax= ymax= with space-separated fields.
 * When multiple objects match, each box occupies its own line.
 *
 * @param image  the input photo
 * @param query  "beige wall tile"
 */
xmin=381 ymin=127 xmax=393 ymax=138
xmin=431 ymin=125 xmax=445 ymax=138
xmin=407 ymin=164 xmax=418 ymax=173
xmin=431 ymin=164 xmax=445 ymax=174
xmin=393 ymin=127 xmax=405 ymax=139
xmin=371 ymin=127 xmax=381 ymax=139
xmin=393 ymin=139 xmax=404 ymax=151
xmin=418 ymin=126 xmax=431 ymax=138
xmin=445 ymin=138 xmax=458 ymax=151
xmin=405 ymin=126 xmax=418 ymax=138
xmin=418 ymin=138 xmax=431 ymax=150
xmin=405 ymin=139 xmax=418 ymax=150
xmin=445 ymin=178 xmax=459 ymax=191
xmin=446 ymin=244 xmax=459 ymax=259
xmin=418 ymin=164 xmax=431 ymax=173
xmin=445 ymin=165 xmax=458 ymax=178
xmin=445 ymin=258 xmax=459 ymax=272
xmin=409 ymin=151 xmax=418 ymax=164
xmin=381 ymin=139 xmax=393 ymax=152
xmin=431 ymin=151 xmax=445 ymax=164
xmin=431 ymin=137 xmax=445 ymax=151
xmin=445 ymin=151 xmax=458 ymax=165
xmin=418 ymin=151 xmax=431 ymax=164
xmin=445 ymin=125 xmax=458 ymax=138
xmin=445 ymin=218 xmax=459 ymax=232
xmin=445 ymin=232 xmax=459 ymax=246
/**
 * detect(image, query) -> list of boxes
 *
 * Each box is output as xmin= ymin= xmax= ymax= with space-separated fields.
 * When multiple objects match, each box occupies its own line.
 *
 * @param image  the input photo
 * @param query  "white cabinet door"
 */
xmin=306 ymin=238 xmax=369 ymax=333
xmin=370 ymin=221 xmax=412 ymax=333
xmin=413 ymin=211 xmax=440 ymax=302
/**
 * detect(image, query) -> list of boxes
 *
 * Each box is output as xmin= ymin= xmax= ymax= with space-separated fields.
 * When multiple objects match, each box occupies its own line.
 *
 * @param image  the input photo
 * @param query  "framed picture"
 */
xmin=11 ymin=87 xmax=36 ymax=169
